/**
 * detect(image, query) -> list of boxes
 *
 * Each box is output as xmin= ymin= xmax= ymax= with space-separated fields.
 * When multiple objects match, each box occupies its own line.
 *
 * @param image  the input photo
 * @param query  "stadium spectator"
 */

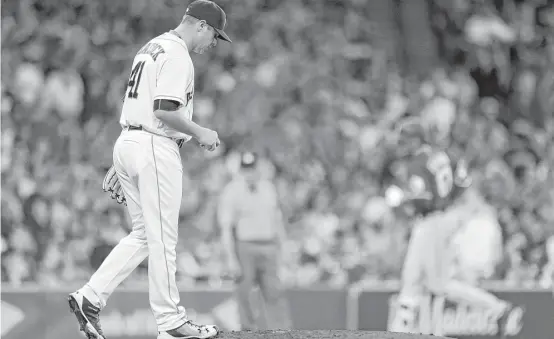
xmin=1 ymin=0 xmax=553 ymax=288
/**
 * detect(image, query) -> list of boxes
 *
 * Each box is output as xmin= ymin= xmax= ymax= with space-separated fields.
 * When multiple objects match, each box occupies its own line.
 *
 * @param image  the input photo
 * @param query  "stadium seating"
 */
xmin=1 ymin=0 xmax=553 ymax=288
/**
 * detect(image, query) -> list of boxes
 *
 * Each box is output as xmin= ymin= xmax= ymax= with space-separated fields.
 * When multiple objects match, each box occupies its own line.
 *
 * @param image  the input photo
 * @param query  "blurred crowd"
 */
xmin=2 ymin=0 xmax=554 ymax=289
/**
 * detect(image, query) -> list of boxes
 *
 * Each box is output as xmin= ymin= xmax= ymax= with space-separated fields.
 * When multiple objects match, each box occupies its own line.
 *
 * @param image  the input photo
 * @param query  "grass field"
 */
xmin=216 ymin=330 xmax=453 ymax=339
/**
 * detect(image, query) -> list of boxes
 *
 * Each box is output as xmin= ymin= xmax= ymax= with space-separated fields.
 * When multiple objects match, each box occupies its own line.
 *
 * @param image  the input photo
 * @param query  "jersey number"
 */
xmin=127 ymin=61 xmax=146 ymax=98
xmin=426 ymin=152 xmax=453 ymax=198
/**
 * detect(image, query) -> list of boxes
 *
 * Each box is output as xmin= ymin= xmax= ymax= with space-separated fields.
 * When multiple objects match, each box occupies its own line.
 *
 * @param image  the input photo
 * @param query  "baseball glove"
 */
xmin=102 ymin=165 xmax=127 ymax=206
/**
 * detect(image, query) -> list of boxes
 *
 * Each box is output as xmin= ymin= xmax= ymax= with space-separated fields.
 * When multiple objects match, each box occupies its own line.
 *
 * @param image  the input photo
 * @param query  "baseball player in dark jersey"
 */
xmin=387 ymin=118 xmax=519 ymax=338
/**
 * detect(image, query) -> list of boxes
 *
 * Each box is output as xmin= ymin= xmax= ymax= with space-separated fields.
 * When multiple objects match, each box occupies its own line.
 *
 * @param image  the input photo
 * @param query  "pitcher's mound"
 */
xmin=217 ymin=330 xmax=453 ymax=339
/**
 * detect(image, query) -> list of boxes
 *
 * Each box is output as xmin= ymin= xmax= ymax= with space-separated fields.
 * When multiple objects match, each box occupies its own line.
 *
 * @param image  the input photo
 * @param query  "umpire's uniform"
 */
xmin=218 ymin=152 xmax=291 ymax=330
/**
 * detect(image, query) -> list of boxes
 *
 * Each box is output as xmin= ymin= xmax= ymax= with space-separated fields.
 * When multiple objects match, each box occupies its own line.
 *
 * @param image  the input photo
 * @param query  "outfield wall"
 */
xmin=1 ymin=283 xmax=552 ymax=339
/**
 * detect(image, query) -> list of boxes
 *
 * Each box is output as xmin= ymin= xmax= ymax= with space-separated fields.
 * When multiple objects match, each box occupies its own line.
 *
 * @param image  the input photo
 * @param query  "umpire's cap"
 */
xmin=186 ymin=0 xmax=232 ymax=42
xmin=240 ymin=152 xmax=258 ymax=168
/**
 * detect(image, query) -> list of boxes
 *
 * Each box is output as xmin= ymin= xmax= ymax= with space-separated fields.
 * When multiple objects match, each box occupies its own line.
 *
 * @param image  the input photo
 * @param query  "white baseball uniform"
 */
xmin=84 ymin=31 xmax=194 ymax=332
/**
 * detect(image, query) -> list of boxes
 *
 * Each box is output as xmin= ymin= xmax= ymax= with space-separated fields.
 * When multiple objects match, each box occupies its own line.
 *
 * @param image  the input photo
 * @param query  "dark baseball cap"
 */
xmin=240 ymin=152 xmax=258 ymax=168
xmin=186 ymin=0 xmax=232 ymax=43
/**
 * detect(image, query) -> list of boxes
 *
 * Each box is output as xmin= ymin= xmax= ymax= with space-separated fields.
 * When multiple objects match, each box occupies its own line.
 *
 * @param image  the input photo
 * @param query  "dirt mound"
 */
xmin=216 ymin=330 xmax=453 ymax=339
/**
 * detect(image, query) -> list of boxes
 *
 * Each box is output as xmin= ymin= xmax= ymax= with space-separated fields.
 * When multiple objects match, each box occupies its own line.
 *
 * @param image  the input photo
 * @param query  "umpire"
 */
xmin=217 ymin=151 xmax=291 ymax=330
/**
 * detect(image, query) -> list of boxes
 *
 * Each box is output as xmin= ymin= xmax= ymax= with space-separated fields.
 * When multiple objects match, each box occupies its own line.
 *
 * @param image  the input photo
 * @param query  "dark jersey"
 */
xmin=405 ymin=146 xmax=469 ymax=214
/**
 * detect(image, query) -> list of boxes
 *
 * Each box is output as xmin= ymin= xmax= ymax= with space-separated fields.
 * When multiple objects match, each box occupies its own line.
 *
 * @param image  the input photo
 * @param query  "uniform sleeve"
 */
xmin=154 ymin=57 xmax=193 ymax=106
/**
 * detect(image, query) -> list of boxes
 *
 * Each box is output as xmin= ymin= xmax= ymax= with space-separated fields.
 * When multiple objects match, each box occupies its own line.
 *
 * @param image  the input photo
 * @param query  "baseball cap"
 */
xmin=186 ymin=0 xmax=232 ymax=43
xmin=240 ymin=152 xmax=258 ymax=168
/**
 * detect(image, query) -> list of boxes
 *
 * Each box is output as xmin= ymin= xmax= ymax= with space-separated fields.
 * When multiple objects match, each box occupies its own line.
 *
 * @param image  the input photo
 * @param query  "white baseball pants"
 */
xmin=86 ymin=129 xmax=186 ymax=331
xmin=395 ymin=210 xmax=508 ymax=335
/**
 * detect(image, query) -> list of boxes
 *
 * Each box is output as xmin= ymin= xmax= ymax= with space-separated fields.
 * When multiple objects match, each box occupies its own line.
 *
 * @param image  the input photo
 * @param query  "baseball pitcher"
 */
xmin=68 ymin=2 xmax=231 ymax=339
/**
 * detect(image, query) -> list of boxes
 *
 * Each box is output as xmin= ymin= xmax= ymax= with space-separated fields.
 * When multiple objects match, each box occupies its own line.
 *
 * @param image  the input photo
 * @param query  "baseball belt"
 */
xmin=126 ymin=125 xmax=185 ymax=148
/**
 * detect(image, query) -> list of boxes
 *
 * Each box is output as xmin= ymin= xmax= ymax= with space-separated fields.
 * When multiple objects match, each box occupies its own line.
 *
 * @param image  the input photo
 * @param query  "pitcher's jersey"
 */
xmin=120 ymin=32 xmax=195 ymax=141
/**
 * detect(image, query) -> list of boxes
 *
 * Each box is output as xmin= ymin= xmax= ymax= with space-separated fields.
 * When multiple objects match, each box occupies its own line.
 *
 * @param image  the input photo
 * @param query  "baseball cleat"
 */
xmin=158 ymin=320 xmax=219 ymax=339
xmin=68 ymin=291 xmax=106 ymax=339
